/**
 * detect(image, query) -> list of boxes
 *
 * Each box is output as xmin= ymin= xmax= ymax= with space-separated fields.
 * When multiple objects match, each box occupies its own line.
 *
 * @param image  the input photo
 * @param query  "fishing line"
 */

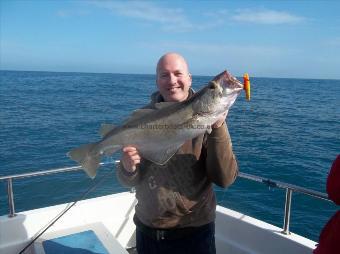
xmin=18 ymin=165 xmax=116 ymax=254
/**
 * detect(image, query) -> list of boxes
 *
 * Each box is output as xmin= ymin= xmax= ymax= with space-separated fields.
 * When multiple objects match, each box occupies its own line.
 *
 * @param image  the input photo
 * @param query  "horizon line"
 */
xmin=1 ymin=69 xmax=339 ymax=81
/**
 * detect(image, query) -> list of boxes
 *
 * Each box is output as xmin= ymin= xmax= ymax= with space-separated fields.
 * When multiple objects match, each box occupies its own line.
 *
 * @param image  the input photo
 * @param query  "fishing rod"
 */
xmin=18 ymin=167 xmax=115 ymax=254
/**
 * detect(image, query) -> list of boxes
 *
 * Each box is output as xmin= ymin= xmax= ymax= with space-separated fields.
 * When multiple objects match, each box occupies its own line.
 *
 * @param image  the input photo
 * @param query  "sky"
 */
xmin=1 ymin=0 xmax=340 ymax=79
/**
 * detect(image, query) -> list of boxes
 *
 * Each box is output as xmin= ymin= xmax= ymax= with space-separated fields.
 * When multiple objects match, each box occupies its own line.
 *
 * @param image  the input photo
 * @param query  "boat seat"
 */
xmin=34 ymin=222 xmax=129 ymax=254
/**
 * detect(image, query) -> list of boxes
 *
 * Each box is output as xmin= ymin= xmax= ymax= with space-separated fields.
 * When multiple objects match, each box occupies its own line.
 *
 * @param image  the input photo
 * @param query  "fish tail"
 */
xmin=67 ymin=143 xmax=101 ymax=179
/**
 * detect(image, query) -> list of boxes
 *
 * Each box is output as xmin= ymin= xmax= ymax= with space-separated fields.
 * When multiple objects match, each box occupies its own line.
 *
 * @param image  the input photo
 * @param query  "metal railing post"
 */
xmin=7 ymin=178 xmax=16 ymax=217
xmin=282 ymin=188 xmax=292 ymax=234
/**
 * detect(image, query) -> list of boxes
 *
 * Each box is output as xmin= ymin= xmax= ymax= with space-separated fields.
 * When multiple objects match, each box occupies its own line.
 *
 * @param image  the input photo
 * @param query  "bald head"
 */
xmin=156 ymin=53 xmax=190 ymax=75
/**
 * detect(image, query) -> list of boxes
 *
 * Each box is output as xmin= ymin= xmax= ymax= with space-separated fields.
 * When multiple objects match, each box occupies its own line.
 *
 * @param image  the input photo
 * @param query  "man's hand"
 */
xmin=121 ymin=146 xmax=141 ymax=173
xmin=212 ymin=111 xmax=228 ymax=129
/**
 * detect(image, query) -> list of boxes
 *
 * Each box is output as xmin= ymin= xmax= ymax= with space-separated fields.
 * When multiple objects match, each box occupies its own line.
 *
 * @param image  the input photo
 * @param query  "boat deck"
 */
xmin=0 ymin=192 xmax=316 ymax=254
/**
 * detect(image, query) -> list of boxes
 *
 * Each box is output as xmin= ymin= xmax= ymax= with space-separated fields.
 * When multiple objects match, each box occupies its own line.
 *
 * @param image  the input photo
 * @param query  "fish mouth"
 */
xmin=230 ymin=85 xmax=244 ymax=93
xmin=213 ymin=70 xmax=244 ymax=91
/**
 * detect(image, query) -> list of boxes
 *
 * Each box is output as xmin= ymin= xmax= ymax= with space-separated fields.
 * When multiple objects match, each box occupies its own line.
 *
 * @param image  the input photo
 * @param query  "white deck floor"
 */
xmin=0 ymin=192 xmax=317 ymax=254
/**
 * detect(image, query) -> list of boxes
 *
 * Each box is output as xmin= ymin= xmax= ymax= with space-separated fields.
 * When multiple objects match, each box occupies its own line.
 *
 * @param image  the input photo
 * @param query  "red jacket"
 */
xmin=314 ymin=155 xmax=340 ymax=254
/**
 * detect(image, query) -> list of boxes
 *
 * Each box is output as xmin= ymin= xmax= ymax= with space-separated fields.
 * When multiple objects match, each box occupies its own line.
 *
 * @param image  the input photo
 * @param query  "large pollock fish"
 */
xmin=68 ymin=70 xmax=244 ymax=178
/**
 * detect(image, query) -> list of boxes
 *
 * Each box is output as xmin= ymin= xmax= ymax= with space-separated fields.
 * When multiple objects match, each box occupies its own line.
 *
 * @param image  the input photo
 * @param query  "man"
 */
xmin=117 ymin=53 xmax=238 ymax=254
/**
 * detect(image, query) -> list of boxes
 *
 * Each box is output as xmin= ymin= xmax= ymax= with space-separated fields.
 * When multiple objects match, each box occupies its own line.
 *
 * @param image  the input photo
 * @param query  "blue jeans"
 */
xmin=136 ymin=222 xmax=216 ymax=254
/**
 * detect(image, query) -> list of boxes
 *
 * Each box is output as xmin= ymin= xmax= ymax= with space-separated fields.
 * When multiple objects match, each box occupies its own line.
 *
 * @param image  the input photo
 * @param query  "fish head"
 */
xmin=192 ymin=70 xmax=243 ymax=117
xmin=210 ymin=70 xmax=243 ymax=110
xmin=211 ymin=70 xmax=244 ymax=97
xmin=191 ymin=70 xmax=244 ymax=119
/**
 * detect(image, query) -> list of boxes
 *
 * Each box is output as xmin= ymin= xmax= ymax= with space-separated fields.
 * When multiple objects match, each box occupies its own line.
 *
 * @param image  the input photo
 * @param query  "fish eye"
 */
xmin=209 ymin=81 xmax=217 ymax=89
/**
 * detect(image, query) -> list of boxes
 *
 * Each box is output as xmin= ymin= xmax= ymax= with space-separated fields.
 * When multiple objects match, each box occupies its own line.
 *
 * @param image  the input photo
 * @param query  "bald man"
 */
xmin=117 ymin=53 xmax=238 ymax=254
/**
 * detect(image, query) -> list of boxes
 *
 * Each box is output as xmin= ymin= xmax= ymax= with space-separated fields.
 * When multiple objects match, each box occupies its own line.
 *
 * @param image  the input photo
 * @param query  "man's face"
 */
xmin=156 ymin=55 xmax=192 ymax=102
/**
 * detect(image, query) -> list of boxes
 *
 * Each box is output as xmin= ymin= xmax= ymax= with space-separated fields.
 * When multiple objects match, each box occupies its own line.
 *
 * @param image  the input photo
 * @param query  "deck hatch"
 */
xmin=42 ymin=230 xmax=109 ymax=254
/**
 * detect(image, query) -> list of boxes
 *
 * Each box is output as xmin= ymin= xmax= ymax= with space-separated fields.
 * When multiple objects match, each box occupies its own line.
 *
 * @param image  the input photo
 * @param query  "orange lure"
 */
xmin=243 ymin=73 xmax=251 ymax=101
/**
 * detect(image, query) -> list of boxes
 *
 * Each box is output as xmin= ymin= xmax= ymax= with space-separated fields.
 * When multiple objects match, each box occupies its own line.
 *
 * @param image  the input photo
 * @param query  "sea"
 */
xmin=0 ymin=70 xmax=339 ymax=242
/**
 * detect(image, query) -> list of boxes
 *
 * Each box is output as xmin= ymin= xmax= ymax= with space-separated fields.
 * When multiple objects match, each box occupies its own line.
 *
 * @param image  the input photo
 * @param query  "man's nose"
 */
xmin=169 ymin=73 xmax=177 ymax=84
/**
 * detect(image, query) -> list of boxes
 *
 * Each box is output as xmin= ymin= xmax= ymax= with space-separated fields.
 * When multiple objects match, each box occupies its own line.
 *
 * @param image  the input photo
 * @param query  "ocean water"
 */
xmin=0 ymin=70 xmax=339 ymax=242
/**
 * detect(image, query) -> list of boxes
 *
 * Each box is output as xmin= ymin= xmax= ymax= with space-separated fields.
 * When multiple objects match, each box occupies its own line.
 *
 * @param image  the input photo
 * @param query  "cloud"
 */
xmin=88 ymin=1 xmax=231 ymax=32
xmin=85 ymin=2 xmax=305 ymax=31
xmin=90 ymin=1 xmax=193 ymax=31
xmin=231 ymin=9 xmax=304 ymax=24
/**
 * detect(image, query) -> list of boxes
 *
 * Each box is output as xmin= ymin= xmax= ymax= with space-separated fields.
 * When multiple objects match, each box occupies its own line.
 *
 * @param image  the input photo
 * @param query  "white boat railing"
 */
xmin=0 ymin=161 xmax=331 ymax=235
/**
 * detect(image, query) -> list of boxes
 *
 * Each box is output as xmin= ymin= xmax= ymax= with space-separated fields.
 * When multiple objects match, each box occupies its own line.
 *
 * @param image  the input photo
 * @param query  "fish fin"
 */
xmin=123 ymin=109 xmax=155 ymax=124
xmin=139 ymin=143 xmax=183 ymax=165
xmin=103 ymin=145 xmax=121 ymax=156
xmin=154 ymin=102 xmax=177 ymax=109
xmin=99 ymin=123 xmax=116 ymax=137
xmin=67 ymin=143 xmax=101 ymax=179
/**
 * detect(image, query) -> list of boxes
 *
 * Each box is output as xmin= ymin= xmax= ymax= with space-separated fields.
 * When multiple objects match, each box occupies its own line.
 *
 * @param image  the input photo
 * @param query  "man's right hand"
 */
xmin=121 ymin=146 xmax=141 ymax=173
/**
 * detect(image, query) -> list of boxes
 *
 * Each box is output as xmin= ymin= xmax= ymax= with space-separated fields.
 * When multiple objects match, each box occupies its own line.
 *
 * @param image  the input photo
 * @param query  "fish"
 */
xmin=68 ymin=70 xmax=244 ymax=178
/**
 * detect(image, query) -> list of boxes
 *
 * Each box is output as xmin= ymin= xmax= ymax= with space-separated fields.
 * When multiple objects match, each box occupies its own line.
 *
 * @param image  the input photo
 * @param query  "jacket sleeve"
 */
xmin=116 ymin=162 xmax=142 ymax=187
xmin=205 ymin=122 xmax=238 ymax=188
